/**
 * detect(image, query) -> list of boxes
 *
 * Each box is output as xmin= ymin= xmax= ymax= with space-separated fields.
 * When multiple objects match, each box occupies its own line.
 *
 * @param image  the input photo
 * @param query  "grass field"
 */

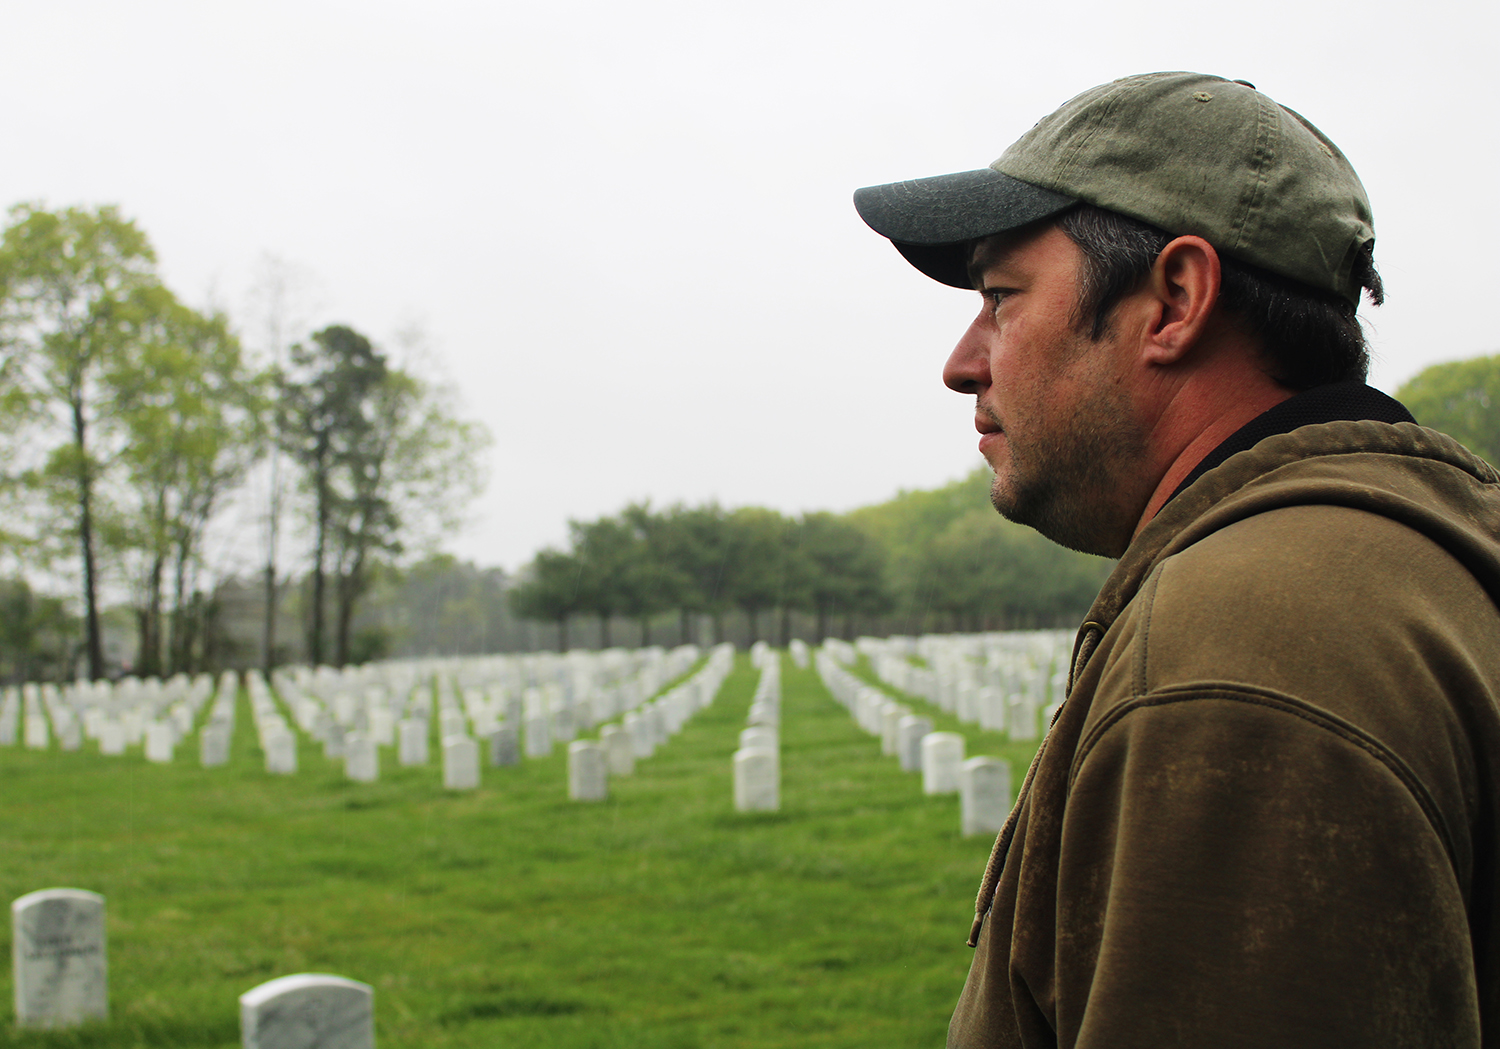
xmin=0 ymin=652 xmax=1042 ymax=1047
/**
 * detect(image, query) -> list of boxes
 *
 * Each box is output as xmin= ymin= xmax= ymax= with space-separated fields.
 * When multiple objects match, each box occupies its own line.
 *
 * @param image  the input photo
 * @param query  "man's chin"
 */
xmin=990 ymin=477 xmax=1123 ymax=558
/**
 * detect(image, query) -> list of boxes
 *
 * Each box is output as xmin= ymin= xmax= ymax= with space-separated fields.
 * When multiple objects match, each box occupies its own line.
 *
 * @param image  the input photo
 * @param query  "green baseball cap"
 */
xmin=854 ymin=72 xmax=1375 ymax=307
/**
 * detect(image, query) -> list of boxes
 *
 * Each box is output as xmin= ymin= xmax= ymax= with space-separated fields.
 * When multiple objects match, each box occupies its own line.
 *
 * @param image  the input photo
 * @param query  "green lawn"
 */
xmin=0 ymin=652 xmax=1040 ymax=1047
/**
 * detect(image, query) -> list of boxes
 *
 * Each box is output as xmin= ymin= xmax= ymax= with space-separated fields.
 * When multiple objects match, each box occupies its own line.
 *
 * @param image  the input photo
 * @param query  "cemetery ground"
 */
xmin=0 ymin=653 xmax=1043 ymax=1048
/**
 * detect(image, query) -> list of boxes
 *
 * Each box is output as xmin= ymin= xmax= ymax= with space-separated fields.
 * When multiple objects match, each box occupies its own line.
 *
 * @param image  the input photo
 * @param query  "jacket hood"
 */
xmin=1071 ymin=421 xmax=1500 ymax=685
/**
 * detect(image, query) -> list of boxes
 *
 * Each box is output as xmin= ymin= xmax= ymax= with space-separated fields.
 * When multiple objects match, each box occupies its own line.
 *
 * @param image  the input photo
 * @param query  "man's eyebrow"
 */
xmin=966 ymin=238 xmax=1007 ymax=291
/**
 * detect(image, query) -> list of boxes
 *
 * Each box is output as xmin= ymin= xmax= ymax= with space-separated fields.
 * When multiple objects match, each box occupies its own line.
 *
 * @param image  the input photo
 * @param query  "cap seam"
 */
xmin=1227 ymin=92 xmax=1275 ymax=255
xmin=1053 ymin=80 xmax=1131 ymax=196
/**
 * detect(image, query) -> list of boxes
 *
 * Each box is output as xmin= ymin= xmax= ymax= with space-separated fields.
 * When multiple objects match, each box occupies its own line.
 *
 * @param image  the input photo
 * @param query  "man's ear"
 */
xmin=1140 ymin=236 xmax=1221 ymax=366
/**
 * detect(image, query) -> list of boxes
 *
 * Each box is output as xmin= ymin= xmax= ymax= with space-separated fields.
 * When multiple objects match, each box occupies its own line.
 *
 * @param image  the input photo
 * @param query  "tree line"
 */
xmin=0 ymin=203 xmax=486 ymax=681
xmin=506 ymin=480 xmax=1114 ymax=649
xmin=507 ymin=349 xmax=1500 ymax=651
xmin=509 ymin=504 xmax=889 ymax=649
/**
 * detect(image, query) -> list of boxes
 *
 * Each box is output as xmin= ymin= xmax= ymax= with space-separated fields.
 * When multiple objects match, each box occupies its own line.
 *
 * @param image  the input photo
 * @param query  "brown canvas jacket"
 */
xmin=949 ymin=420 xmax=1500 ymax=1049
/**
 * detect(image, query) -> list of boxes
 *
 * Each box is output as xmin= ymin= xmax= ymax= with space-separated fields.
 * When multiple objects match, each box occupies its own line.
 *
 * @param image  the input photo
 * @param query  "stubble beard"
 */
xmin=984 ymin=379 xmax=1145 ymax=559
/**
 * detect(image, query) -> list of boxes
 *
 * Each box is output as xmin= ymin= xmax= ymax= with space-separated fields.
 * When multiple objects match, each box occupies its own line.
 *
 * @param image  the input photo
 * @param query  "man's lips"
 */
xmin=975 ymin=415 xmax=1002 ymax=436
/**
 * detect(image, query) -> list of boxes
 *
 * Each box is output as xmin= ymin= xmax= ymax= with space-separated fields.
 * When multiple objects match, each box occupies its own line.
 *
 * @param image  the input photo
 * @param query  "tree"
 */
xmin=509 ymin=548 xmax=589 ymax=651
xmin=0 ymin=577 xmax=77 ymax=683
xmin=244 ymin=254 xmax=321 ymax=673
xmin=847 ymin=466 xmax=1111 ymax=627
xmin=327 ymin=367 xmax=484 ymax=665
xmin=0 ymin=204 xmax=162 ymax=679
xmin=1397 ymin=353 xmax=1500 ymax=467
xmin=795 ymin=511 xmax=890 ymax=641
xmin=110 ymin=295 xmax=264 ymax=675
xmin=279 ymin=325 xmax=387 ymax=665
xmin=913 ymin=509 xmax=1110 ymax=630
xmin=619 ymin=502 xmax=690 ymax=646
xmin=650 ymin=503 xmax=733 ymax=644
xmin=719 ymin=507 xmax=797 ymax=644
xmin=280 ymin=325 xmax=488 ymax=666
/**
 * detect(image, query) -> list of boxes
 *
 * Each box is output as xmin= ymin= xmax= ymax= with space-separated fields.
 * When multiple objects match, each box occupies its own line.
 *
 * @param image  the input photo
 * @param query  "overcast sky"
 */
xmin=3 ymin=0 xmax=1493 ymax=574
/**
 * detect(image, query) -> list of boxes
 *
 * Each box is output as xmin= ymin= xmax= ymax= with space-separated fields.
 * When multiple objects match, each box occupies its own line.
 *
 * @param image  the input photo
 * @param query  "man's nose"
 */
xmin=944 ymin=319 xmax=990 ymax=394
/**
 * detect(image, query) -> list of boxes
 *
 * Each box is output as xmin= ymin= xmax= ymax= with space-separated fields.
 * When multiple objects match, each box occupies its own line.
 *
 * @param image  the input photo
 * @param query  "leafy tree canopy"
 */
xmin=1398 ymin=352 xmax=1500 ymax=467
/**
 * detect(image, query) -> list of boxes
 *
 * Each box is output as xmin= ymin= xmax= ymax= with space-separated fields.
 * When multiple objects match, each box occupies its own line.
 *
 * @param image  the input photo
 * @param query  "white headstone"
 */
xmin=624 ymin=711 xmax=651 ymax=759
xmin=600 ymin=724 xmax=634 ymax=776
xmin=747 ymin=701 xmax=777 ymax=727
xmin=397 ymin=718 xmax=428 ymax=767
xmin=240 ymin=972 xmax=374 ymax=1049
xmin=368 ymin=708 xmax=395 ymax=747
xmin=264 ymin=730 xmax=298 ymax=775
xmin=896 ymin=715 xmax=933 ymax=773
xmin=921 ymin=732 xmax=966 ymax=794
xmin=200 ymin=723 xmax=231 ymax=767
xmin=524 ymin=711 xmax=552 ymax=758
xmin=97 ymin=721 xmax=126 ymax=756
xmin=56 ymin=715 xmax=82 ymax=751
xmin=12 ymin=888 xmax=107 ymax=1028
xmin=567 ymin=740 xmax=608 ymax=801
xmin=739 ymin=726 xmax=777 ymax=752
xmin=978 ymin=687 xmax=1005 ymax=732
xmin=960 ymin=756 xmax=1012 ymax=837
xmin=880 ymin=704 xmax=905 ymax=756
xmin=144 ymin=722 xmax=175 ymax=763
xmin=733 ymin=747 xmax=779 ymax=812
xmin=24 ymin=714 xmax=49 ymax=750
xmin=344 ymin=734 xmax=377 ymax=783
xmin=442 ymin=736 xmax=479 ymax=790
xmin=1008 ymin=695 xmax=1039 ymax=741
xmin=487 ymin=723 xmax=520 ymax=767
xmin=552 ymin=704 xmax=576 ymax=744
xmin=439 ymin=710 xmax=466 ymax=740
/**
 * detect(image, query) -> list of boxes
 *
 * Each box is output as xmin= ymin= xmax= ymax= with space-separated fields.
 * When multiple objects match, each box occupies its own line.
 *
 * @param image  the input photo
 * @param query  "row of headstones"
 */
xmin=250 ymin=647 xmax=706 ymax=786
xmin=859 ymin=632 xmax=1071 ymax=742
xmin=565 ymin=643 xmax=735 ymax=801
xmin=12 ymin=888 xmax=374 ymax=1046
xmin=733 ymin=644 xmax=781 ymax=812
xmin=272 ymin=644 xmax=700 ymax=739
xmin=1 ymin=644 xmax=699 ymax=767
xmin=816 ymin=646 xmax=1011 ymax=837
xmin=1 ymin=672 xmax=235 ymax=760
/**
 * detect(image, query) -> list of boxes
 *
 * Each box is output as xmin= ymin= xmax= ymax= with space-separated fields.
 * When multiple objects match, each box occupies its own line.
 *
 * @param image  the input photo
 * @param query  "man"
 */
xmin=855 ymin=72 xmax=1500 ymax=1047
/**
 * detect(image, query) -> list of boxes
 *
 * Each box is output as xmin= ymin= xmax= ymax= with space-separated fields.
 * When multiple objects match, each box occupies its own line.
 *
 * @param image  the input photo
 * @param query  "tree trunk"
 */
xmin=72 ymin=395 xmax=105 ymax=680
xmin=599 ymin=614 xmax=611 ymax=649
xmin=260 ymin=449 xmax=282 ymax=673
xmin=168 ymin=548 xmax=189 ymax=675
xmin=639 ymin=617 xmax=650 ymax=648
xmin=816 ymin=606 xmax=828 ymax=644
xmin=334 ymin=555 xmax=365 ymax=667
xmin=558 ymin=615 xmax=569 ymax=652
xmin=309 ymin=457 xmax=330 ymax=665
xmin=139 ymin=548 xmax=165 ymax=677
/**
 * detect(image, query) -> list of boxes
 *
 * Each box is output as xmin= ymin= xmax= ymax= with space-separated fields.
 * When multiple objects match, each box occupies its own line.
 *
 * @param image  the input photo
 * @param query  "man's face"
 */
xmin=943 ymin=224 xmax=1147 ymax=558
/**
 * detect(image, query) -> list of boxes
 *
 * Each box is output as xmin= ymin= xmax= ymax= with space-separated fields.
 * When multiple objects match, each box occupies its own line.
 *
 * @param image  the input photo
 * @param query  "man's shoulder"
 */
xmin=1082 ymin=501 xmax=1500 ymax=783
xmin=1144 ymin=502 xmax=1498 ymax=689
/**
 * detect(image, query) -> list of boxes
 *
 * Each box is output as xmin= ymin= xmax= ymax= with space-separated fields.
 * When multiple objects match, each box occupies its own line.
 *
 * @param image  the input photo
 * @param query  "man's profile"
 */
xmin=856 ymin=72 xmax=1500 ymax=1047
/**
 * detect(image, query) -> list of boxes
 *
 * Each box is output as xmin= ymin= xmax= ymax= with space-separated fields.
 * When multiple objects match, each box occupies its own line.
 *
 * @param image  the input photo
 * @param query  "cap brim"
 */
xmin=854 ymin=169 xmax=1077 ymax=289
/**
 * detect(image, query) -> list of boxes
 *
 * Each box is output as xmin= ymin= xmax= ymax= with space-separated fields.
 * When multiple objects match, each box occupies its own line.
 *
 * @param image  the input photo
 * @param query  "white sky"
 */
xmin=3 ymin=0 xmax=1494 ymax=573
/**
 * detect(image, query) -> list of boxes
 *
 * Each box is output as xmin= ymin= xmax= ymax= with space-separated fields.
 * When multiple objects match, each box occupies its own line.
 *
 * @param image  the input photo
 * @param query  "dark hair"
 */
xmin=1054 ymin=204 xmax=1384 ymax=390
